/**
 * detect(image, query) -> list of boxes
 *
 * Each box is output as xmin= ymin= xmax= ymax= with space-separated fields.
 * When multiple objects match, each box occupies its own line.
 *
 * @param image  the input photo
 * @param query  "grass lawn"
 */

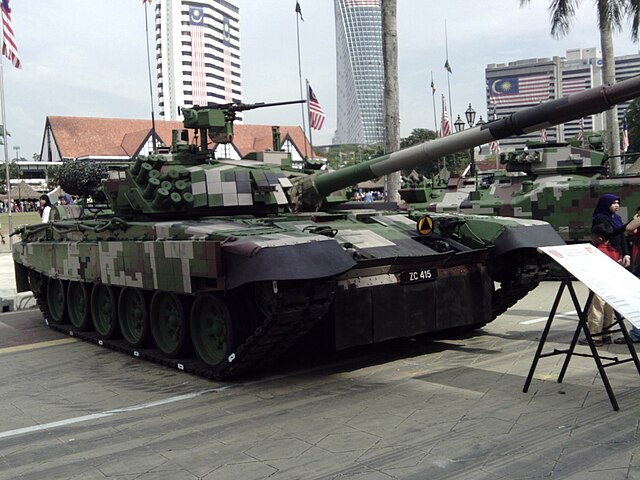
xmin=1 ymin=212 xmax=42 ymax=235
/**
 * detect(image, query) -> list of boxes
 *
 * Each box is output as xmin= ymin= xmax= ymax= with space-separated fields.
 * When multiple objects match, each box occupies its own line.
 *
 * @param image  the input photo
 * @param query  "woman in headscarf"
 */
xmin=59 ymin=194 xmax=74 ymax=205
xmin=592 ymin=193 xmax=631 ymax=267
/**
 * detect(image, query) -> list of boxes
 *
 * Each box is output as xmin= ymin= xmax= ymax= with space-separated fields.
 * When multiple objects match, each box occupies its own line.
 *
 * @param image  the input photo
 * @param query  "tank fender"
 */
xmin=222 ymin=238 xmax=356 ymax=290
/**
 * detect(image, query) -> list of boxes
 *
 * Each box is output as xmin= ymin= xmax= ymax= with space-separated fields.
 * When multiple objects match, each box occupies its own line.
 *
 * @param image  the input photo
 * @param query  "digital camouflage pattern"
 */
xmin=13 ymin=76 xmax=640 ymax=378
xmin=402 ymin=141 xmax=640 ymax=242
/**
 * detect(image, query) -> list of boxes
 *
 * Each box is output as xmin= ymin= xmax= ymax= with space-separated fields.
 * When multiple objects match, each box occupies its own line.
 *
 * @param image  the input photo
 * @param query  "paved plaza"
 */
xmin=1 ymin=267 xmax=640 ymax=479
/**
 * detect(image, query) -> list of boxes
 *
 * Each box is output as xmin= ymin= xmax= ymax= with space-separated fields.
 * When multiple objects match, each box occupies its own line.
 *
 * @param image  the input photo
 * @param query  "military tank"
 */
xmin=12 ymin=76 xmax=640 ymax=379
xmin=401 ymin=119 xmax=640 ymax=243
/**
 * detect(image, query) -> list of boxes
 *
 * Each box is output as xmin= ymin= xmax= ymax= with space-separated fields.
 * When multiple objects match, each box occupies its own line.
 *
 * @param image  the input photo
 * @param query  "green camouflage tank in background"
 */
xmin=12 ymin=76 xmax=640 ymax=379
xmin=402 ymin=131 xmax=640 ymax=243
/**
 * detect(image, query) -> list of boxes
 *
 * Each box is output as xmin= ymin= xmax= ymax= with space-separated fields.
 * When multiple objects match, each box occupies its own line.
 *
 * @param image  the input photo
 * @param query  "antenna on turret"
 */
xmin=143 ymin=0 xmax=158 ymax=154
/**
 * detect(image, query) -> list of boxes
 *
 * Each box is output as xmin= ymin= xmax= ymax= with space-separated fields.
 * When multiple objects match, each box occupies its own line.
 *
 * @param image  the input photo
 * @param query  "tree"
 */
xmin=0 ymin=161 xmax=22 ymax=192
xmin=625 ymin=97 xmax=640 ymax=156
xmin=400 ymin=128 xmax=436 ymax=149
xmin=382 ymin=0 xmax=401 ymax=203
xmin=520 ymin=0 xmax=640 ymax=173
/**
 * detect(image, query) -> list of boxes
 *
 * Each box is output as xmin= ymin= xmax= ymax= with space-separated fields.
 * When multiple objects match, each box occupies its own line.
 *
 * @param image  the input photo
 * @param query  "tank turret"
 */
xmin=85 ymin=75 xmax=640 ymax=220
xmin=396 ymin=76 xmax=640 ymax=242
xmin=12 ymin=75 xmax=640 ymax=380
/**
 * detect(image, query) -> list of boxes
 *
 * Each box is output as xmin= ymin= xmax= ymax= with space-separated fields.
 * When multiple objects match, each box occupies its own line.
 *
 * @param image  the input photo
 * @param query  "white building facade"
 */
xmin=333 ymin=0 xmax=384 ymax=146
xmin=155 ymin=0 xmax=242 ymax=121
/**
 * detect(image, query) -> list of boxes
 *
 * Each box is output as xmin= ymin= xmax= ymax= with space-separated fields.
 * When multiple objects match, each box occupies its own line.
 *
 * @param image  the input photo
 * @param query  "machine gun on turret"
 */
xmin=181 ymin=99 xmax=305 ymax=146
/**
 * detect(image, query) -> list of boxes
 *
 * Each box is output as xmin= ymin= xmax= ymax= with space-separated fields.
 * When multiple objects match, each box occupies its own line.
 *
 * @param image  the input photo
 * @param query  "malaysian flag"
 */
xmin=562 ymin=76 xmax=590 ymax=96
xmin=437 ymin=95 xmax=451 ymax=137
xmin=189 ymin=6 xmax=207 ymax=106
xmin=308 ymin=84 xmax=326 ymax=130
xmin=622 ymin=114 xmax=629 ymax=153
xmin=1 ymin=0 xmax=20 ymax=69
xmin=489 ymin=74 xmax=550 ymax=107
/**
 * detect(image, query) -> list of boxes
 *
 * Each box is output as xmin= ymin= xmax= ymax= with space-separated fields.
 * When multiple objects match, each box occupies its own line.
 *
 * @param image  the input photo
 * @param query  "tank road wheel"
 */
xmin=150 ymin=291 xmax=189 ymax=358
xmin=91 ymin=284 xmax=119 ymax=339
xmin=46 ymin=278 xmax=67 ymax=324
xmin=67 ymin=281 xmax=91 ymax=330
xmin=118 ymin=287 xmax=150 ymax=348
xmin=190 ymin=293 xmax=234 ymax=368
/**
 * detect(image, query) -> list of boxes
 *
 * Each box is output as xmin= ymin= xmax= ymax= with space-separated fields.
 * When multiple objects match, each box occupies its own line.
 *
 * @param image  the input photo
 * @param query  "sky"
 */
xmin=4 ymin=0 xmax=640 ymax=159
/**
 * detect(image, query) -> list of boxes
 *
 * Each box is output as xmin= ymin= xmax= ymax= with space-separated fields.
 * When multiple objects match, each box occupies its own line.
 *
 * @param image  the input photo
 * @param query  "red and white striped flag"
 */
xmin=622 ymin=115 xmax=629 ymax=153
xmin=1 ymin=0 xmax=20 ymax=69
xmin=489 ymin=140 xmax=500 ymax=154
xmin=540 ymin=129 xmax=548 ymax=142
xmin=308 ymin=83 xmax=326 ymax=130
xmin=437 ymin=95 xmax=451 ymax=137
xmin=577 ymin=117 xmax=584 ymax=143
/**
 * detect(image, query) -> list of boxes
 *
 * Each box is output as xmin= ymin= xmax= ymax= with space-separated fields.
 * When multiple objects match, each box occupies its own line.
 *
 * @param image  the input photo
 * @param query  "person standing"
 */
xmin=39 ymin=194 xmax=52 ymax=223
xmin=591 ymin=194 xmax=631 ymax=267
xmin=614 ymin=207 xmax=640 ymax=343
xmin=582 ymin=223 xmax=620 ymax=345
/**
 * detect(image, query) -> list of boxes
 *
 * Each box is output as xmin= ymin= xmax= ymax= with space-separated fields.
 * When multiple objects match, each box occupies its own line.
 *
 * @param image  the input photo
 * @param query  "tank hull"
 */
xmin=13 ymin=210 xmax=555 ymax=378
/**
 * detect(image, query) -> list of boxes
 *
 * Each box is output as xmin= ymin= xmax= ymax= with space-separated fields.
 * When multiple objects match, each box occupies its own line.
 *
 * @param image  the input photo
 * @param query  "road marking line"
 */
xmin=0 ymin=386 xmax=231 ymax=440
xmin=0 ymin=338 xmax=77 ymax=355
xmin=520 ymin=312 xmax=577 ymax=325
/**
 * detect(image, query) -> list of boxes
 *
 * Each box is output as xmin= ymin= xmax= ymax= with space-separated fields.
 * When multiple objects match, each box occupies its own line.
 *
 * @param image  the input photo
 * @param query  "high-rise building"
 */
xmin=155 ymin=0 xmax=242 ymax=121
xmin=486 ymin=49 xmax=640 ymax=150
xmin=333 ymin=0 xmax=384 ymax=145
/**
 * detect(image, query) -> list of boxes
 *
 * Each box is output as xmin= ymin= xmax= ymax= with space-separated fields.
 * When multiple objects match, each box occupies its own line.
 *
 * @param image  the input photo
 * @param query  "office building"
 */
xmin=486 ymin=48 xmax=640 ymax=150
xmin=333 ymin=0 xmax=384 ymax=145
xmin=155 ymin=0 xmax=242 ymax=121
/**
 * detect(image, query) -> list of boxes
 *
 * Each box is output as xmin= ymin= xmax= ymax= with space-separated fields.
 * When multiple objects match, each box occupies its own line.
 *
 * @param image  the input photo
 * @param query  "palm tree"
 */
xmin=382 ymin=0 xmax=401 ymax=203
xmin=520 ymin=0 xmax=640 ymax=174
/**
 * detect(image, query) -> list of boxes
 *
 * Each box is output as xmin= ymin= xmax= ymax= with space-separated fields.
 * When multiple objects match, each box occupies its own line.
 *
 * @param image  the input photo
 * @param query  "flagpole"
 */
xmin=444 ymin=20 xmax=453 ymax=119
xmin=144 ymin=1 xmax=157 ymax=154
xmin=305 ymin=78 xmax=315 ymax=159
xmin=431 ymin=71 xmax=437 ymax=133
xmin=295 ymin=2 xmax=308 ymax=160
xmin=0 ymin=58 xmax=12 ymax=247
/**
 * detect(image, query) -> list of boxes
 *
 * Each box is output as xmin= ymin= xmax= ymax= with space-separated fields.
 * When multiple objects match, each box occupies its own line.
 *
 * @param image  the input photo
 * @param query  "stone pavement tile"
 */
xmin=161 ymin=441 xmax=262 ymax=478
xmin=265 ymin=444 xmax=376 ymax=480
xmin=244 ymin=437 xmax=313 ymax=462
xmin=203 ymin=461 xmax=277 ymax=480
xmin=136 ymin=469 xmax=199 ymax=480
xmin=93 ymin=447 xmax=171 ymax=477
xmin=5 ymin=462 xmax=117 ymax=480
xmin=379 ymin=454 xmax=479 ymax=480
xmin=355 ymin=443 xmax=431 ymax=472
xmin=316 ymin=429 xmax=380 ymax=454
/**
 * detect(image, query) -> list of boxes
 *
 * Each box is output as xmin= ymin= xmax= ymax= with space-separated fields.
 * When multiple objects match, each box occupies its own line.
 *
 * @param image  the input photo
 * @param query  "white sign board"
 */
xmin=539 ymin=244 xmax=640 ymax=328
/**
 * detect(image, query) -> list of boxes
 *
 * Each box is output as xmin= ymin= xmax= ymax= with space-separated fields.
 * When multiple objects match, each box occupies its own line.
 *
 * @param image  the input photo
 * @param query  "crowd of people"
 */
xmin=0 ymin=199 xmax=41 ymax=213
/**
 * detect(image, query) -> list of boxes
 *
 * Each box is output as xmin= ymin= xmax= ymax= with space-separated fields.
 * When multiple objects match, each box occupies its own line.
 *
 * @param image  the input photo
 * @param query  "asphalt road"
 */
xmin=1 ymin=281 xmax=640 ymax=480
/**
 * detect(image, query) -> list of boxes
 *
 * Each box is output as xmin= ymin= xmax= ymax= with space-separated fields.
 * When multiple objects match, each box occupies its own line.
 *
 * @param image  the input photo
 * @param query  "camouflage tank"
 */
xmin=401 ymin=105 xmax=640 ymax=243
xmin=12 ymin=76 xmax=640 ymax=379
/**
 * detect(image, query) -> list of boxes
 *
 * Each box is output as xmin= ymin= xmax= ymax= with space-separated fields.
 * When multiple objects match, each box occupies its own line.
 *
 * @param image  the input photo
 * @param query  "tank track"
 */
xmin=34 ymin=279 xmax=334 ymax=380
xmin=491 ymin=264 xmax=548 ymax=319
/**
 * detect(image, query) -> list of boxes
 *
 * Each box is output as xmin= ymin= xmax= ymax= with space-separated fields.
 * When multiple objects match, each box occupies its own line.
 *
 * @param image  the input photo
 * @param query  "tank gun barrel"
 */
xmin=293 ymin=75 xmax=640 ymax=210
xmin=228 ymin=99 xmax=306 ymax=112
xmin=193 ymin=99 xmax=305 ymax=113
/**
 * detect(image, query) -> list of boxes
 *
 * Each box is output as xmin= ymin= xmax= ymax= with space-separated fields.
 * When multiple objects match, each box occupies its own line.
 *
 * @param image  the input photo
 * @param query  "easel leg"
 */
xmin=557 ymin=286 xmax=593 ymax=383
xmin=613 ymin=312 xmax=640 ymax=375
xmin=523 ymin=280 xmax=567 ymax=393
xmin=566 ymin=285 xmax=619 ymax=411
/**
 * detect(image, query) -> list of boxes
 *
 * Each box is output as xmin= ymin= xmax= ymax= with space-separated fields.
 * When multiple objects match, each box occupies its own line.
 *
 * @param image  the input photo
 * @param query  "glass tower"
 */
xmin=333 ymin=0 xmax=384 ymax=145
